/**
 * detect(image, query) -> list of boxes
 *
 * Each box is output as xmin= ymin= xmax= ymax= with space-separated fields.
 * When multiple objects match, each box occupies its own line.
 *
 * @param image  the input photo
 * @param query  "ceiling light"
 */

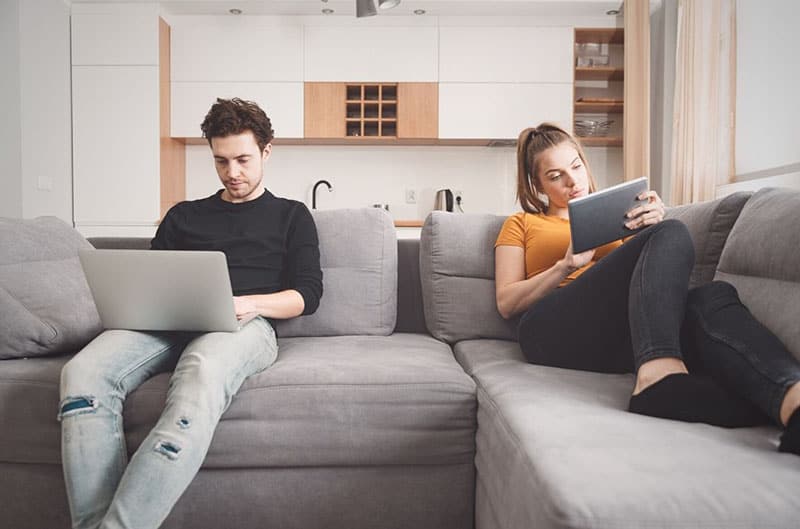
xmin=356 ymin=0 xmax=377 ymax=18
xmin=322 ymin=8 xmax=334 ymax=14
xmin=606 ymin=9 xmax=620 ymax=15
xmin=378 ymin=0 xmax=401 ymax=9
xmin=414 ymin=9 xmax=426 ymax=15
xmin=229 ymin=8 xmax=242 ymax=15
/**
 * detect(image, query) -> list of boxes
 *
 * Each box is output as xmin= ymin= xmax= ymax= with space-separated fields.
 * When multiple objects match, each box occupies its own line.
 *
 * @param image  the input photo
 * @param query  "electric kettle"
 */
xmin=434 ymin=189 xmax=454 ymax=212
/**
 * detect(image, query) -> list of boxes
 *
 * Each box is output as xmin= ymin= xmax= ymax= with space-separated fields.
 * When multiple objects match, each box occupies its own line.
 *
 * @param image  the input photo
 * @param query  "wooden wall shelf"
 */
xmin=575 ymin=101 xmax=624 ymax=113
xmin=575 ymin=67 xmax=624 ymax=81
xmin=578 ymin=136 xmax=623 ymax=147
xmin=575 ymin=28 xmax=624 ymax=44
xmin=178 ymin=137 xmax=509 ymax=147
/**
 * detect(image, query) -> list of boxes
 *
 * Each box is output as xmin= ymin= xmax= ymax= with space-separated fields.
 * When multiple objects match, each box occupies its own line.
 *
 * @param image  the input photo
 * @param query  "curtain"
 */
xmin=670 ymin=0 xmax=736 ymax=204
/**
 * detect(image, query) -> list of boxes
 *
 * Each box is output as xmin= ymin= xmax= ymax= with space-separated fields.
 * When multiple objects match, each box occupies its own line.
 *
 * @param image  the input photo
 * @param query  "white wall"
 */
xmin=0 ymin=0 xmax=23 ymax=218
xmin=735 ymin=0 xmax=800 ymax=176
xmin=186 ymin=144 xmax=519 ymax=219
xmin=19 ymin=0 xmax=73 ymax=222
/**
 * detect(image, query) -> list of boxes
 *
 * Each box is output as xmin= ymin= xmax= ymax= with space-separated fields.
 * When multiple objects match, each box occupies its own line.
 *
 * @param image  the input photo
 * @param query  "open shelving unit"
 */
xmin=573 ymin=28 xmax=624 ymax=148
xmin=345 ymin=83 xmax=398 ymax=138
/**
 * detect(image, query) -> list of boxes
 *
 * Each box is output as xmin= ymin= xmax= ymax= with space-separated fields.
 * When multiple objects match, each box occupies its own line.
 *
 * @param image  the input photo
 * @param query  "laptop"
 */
xmin=567 ymin=176 xmax=649 ymax=253
xmin=78 ymin=249 xmax=257 ymax=332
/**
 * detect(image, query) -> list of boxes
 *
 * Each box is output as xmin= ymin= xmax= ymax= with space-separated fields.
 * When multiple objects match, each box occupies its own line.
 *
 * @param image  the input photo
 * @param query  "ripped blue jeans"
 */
xmin=58 ymin=316 xmax=277 ymax=529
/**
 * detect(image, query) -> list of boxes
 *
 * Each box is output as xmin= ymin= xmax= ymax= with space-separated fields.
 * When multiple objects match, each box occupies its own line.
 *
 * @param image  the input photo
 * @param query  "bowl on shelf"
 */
xmin=574 ymin=119 xmax=614 ymax=137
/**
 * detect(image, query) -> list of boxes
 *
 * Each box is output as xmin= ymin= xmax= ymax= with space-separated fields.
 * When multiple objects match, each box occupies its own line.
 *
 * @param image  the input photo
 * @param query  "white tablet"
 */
xmin=567 ymin=177 xmax=649 ymax=253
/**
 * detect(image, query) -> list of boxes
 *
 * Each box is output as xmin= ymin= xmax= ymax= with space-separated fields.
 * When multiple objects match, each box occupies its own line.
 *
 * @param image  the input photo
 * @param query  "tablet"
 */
xmin=567 ymin=176 xmax=649 ymax=253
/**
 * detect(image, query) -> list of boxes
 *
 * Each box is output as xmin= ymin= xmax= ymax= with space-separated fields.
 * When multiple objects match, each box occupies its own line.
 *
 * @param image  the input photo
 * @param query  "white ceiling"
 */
xmin=66 ymin=0 xmax=625 ymax=17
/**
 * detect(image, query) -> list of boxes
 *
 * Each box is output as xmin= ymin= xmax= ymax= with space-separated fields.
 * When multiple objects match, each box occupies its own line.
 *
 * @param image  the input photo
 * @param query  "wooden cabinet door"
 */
xmin=397 ymin=83 xmax=438 ymax=139
xmin=304 ymin=83 xmax=346 ymax=138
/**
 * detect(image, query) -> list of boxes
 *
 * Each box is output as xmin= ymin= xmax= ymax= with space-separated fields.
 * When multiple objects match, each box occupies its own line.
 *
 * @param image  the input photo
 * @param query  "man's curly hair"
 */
xmin=200 ymin=98 xmax=275 ymax=152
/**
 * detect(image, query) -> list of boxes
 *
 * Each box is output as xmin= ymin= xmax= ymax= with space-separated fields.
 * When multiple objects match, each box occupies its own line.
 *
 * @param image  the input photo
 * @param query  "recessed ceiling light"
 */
xmin=414 ymin=9 xmax=426 ymax=15
xmin=322 ymin=8 xmax=334 ymax=14
xmin=606 ymin=9 xmax=620 ymax=15
xmin=229 ymin=8 xmax=242 ymax=15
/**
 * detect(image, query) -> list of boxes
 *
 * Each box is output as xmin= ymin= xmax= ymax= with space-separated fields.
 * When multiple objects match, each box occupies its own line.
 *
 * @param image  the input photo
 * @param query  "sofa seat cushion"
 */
xmin=0 ymin=334 xmax=476 ymax=468
xmin=455 ymin=340 xmax=800 ymax=529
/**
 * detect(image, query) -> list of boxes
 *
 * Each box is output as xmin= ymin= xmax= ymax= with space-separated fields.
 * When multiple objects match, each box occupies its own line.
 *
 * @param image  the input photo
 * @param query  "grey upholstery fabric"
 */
xmin=456 ymin=340 xmax=800 ymax=529
xmin=420 ymin=212 xmax=516 ymax=344
xmin=714 ymin=187 xmax=800 ymax=359
xmin=0 ymin=334 xmax=476 ymax=467
xmin=395 ymin=238 xmax=427 ymax=334
xmin=0 ymin=462 xmax=475 ymax=529
xmin=277 ymin=208 xmax=397 ymax=337
xmin=87 ymin=237 xmax=151 ymax=250
xmin=665 ymin=191 xmax=751 ymax=288
xmin=0 ymin=217 xmax=101 ymax=359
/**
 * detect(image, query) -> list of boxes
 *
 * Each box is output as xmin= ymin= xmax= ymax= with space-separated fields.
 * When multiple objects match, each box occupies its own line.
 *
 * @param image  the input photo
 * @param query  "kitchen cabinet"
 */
xmin=438 ymin=83 xmax=571 ymax=140
xmin=573 ymin=28 xmax=624 ymax=147
xmin=304 ymin=26 xmax=437 ymax=82
xmin=72 ymin=7 xmax=184 ymax=233
xmin=439 ymin=26 xmax=572 ymax=83
xmin=170 ymin=16 xmax=303 ymax=83
xmin=171 ymin=82 xmax=304 ymax=138
xmin=304 ymin=82 xmax=437 ymax=140
xmin=72 ymin=65 xmax=160 ymax=225
xmin=71 ymin=12 xmax=157 ymax=66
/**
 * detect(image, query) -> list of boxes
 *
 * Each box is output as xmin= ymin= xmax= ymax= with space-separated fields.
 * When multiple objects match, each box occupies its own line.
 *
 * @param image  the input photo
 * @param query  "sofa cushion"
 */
xmin=420 ymin=212 xmax=516 ymax=344
xmin=714 ymin=187 xmax=800 ymax=360
xmin=0 ymin=217 xmax=102 ymax=359
xmin=456 ymin=340 xmax=800 ymax=529
xmin=0 ymin=334 xmax=476 ymax=467
xmin=276 ymin=208 xmax=397 ymax=337
xmin=665 ymin=191 xmax=751 ymax=288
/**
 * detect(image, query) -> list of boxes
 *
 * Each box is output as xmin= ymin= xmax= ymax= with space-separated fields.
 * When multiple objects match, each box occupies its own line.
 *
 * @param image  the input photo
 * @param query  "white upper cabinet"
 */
xmin=171 ymin=82 xmax=304 ymax=139
xmin=439 ymin=26 xmax=572 ymax=83
xmin=71 ymin=14 xmax=158 ymax=65
xmin=304 ymin=26 xmax=438 ymax=82
xmin=171 ymin=16 xmax=303 ymax=82
xmin=439 ymin=83 xmax=572 ymax=139
xmin=72 ymin=66 xmax=160 ymax=224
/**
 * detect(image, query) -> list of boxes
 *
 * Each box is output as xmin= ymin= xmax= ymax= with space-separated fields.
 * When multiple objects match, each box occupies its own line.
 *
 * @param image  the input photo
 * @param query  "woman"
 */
xmin=494 ymin=123 xmax=800 ymax=454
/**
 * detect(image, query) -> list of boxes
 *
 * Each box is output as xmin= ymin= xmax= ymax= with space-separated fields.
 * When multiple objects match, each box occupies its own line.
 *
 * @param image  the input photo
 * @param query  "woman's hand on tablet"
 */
xmin=625 ymin=190 xmax=665 ymax=229
xmin=561 ymin=241 xmax=595 ymax=273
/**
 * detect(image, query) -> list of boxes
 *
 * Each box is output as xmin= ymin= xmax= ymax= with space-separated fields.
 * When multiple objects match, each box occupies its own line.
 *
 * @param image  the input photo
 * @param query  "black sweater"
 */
xmin=151 ymin=189 xmax=322 ymax=315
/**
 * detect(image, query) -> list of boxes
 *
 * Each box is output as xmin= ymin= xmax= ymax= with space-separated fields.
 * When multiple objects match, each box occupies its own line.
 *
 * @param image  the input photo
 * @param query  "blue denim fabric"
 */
xmin=58 ymin=316 xmax=277 ymax=529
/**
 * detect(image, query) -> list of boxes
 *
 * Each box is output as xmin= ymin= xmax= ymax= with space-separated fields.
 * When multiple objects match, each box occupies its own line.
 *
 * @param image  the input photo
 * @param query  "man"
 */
xmin=58 ymin=98 xmax=322 ymax=529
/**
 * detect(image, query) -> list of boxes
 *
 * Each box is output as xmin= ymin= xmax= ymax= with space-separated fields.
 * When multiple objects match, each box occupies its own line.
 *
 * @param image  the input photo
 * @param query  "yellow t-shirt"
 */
xmin=495 ymin=212 xmax=622 ymax=287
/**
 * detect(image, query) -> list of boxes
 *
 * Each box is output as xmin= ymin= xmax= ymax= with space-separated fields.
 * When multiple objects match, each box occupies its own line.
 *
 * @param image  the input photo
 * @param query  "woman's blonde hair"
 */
xmin=516 ymin=123 xmax=597 ymax=213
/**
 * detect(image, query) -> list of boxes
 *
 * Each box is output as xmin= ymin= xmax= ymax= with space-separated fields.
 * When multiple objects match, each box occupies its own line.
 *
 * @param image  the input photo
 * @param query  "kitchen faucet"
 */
xmin=312 ymin=179 xmax=333 ymax=209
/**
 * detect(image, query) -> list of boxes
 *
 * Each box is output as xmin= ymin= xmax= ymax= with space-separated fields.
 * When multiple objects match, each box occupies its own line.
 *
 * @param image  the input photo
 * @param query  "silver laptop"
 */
xmin=79 ymin=249 xmax=256 ymax=332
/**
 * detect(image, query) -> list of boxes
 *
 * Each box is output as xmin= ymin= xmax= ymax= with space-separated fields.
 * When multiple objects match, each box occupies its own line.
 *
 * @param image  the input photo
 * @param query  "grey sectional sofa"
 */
xmin=2 ymin=187 xmax=799 ymax=529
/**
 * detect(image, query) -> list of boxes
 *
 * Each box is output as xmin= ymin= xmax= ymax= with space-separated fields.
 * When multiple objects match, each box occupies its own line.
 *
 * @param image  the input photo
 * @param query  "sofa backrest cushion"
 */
xmin=0 ymin=217 xmax=102 ymax=359
xmin=420 ymin=212 xmax=516 ymax=344
xmin=664 ymin=191 xmax=751 ymax=288
xmin=276 ymin=208 xmax=397 ymax=337
xmin=714 ymin=187 xmax=800 ymax=359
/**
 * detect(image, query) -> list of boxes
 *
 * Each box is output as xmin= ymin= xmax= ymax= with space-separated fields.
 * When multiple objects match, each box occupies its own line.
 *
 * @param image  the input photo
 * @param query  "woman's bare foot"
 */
xmin=780 ymin=381 xmax=800 ymax=426
xmin=632 ymin=357 xmax=689 ymax=395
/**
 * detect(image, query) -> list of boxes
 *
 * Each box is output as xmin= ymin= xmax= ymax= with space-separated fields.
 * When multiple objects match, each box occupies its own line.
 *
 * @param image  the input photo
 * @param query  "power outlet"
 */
xmin=405 ymin=188 xmax=417 ymax=204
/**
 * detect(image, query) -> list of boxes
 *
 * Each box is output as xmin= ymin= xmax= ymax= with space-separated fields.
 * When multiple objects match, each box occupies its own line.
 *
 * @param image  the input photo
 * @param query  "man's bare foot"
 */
xmin=632 ymin=357 xmax=689 ymax=395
